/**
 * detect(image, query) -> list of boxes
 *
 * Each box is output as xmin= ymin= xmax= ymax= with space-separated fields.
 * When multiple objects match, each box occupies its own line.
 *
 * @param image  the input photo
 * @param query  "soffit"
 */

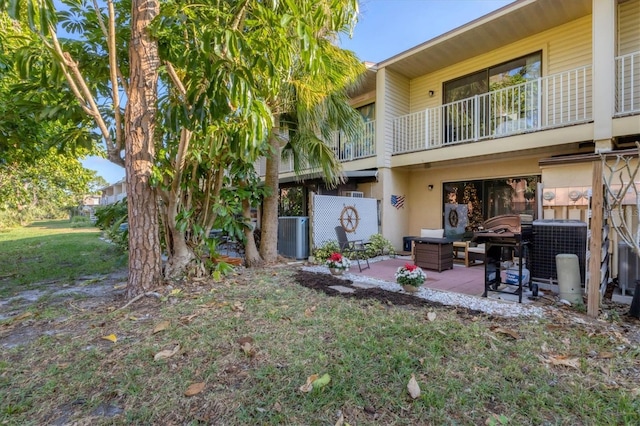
xmin=380 ymin=0 xmax=592 ymax=79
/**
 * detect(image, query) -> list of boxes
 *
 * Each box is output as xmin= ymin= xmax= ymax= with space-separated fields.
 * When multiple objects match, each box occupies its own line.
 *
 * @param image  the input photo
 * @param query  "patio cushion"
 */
xmin=420 ymin=228 xmax=444 ymax=238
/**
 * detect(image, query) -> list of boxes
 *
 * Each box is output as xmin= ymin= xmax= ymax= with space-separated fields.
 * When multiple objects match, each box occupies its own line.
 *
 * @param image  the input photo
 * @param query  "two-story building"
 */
xmin=270 ymin=0 xmax=639 ymax=257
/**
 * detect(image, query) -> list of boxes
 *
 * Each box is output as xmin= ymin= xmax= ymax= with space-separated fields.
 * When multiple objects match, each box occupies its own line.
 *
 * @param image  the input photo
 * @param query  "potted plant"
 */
xmin=395 ymin=263 xmax=426 ymax=293
xmin=325 ymin=252 xmax=351 ymax=275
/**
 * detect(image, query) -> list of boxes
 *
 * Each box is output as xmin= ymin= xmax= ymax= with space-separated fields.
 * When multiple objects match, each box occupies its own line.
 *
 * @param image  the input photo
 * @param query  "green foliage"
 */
xmin=312 ymin=241 xmax=341 ymax=263
xmin=94 ymin=200 xmax=128 ymax=252
xmin=365 ymin=234 xmax=396 ymax=258
xmin=0 ymin=149 xmax=95 ymax=226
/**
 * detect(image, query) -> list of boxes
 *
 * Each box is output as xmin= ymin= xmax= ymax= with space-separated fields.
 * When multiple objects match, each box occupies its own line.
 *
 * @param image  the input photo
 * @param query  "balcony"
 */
xmin=393 ymin=66 xmax=594 ymax=154
xmin=278 ymin=120 xmax=376 ymax=173
xmin=616 ymin=50 xmax=640 ymax=116
xmin=328 ymin=120 xmax=377 ymax=162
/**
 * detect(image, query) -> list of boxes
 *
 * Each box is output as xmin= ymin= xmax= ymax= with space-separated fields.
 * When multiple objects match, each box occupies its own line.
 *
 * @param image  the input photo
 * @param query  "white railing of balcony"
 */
xmin=279 ymin=155 xmax=295 ymax=173
xmin=332 ymin=120 xmax=376 ymax=162
xmin=616 ymin=50 xmax=640 ymax=115
xmin=393 ymin=66 xmax=592 ymax=154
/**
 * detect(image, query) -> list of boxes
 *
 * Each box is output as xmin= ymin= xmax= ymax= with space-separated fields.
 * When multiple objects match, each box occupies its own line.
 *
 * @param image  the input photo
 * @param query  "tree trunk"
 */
xmin=241 ymin=180 xmax=263 ymax=267
xmin=124 ymin=0 xmax=162 ymax=298
xmin=259 ymin=132 xmax=281 ymax=263
xmin=163 ymin=196 xmax=197 ymax=279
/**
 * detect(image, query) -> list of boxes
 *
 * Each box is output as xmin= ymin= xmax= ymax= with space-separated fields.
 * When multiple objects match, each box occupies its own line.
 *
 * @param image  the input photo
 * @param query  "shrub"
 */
xmin=312 ymin=241 xmax=341 ymax=263
xmin=365 ymin=234 xmax=396 ymax=258
xmin=70 ymin=216 xmax=93 ymax=228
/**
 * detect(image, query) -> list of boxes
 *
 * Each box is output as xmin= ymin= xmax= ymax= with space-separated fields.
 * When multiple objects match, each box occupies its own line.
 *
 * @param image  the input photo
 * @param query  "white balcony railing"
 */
xmin=616 ymin=51 xmax=640 ymax=115
xmin=393 ymin=66 xmax=593 ymax=154
xmin=328 ymin=120 xmax=376 ymax=162
xmin=274 ymin=120 xmax=376 ymax=174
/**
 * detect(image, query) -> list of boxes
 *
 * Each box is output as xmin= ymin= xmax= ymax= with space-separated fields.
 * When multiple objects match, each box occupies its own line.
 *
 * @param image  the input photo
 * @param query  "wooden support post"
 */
xmin=588 ymin=160 xmax=604 ymax=317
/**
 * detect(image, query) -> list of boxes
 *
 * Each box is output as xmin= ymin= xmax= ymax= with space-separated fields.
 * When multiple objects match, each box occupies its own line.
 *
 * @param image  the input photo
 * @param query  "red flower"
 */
xmin=329 ymin=253 xmax=343 ymax=262
xmin=404 ymin=263 xmax=417 ymax=272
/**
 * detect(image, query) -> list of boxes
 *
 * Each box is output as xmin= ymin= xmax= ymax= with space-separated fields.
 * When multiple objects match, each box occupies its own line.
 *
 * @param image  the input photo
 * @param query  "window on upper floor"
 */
xmin=444 ymin=52 xmax=542 ymax=102
xmin=442 ymin=52 xmax=542 ymax=142
xmin=357 ymin=103 xmax=375 ymax=122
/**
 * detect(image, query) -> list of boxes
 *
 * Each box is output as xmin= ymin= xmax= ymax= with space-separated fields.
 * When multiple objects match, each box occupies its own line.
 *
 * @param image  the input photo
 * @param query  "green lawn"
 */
xmin=0 ymin=219 xmax=126 ymax=297
xmin=1 ymin=221 xmax=639 ymax=425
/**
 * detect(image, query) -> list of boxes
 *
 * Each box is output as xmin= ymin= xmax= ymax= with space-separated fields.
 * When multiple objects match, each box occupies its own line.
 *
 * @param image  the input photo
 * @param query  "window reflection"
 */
xmin=443 ymin=176 xmax=538 ymax=237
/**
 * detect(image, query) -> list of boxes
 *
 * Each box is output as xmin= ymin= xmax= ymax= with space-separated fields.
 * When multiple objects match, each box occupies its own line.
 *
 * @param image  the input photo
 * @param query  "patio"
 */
xmin=348 ymin=256 xmax=486 ymax=297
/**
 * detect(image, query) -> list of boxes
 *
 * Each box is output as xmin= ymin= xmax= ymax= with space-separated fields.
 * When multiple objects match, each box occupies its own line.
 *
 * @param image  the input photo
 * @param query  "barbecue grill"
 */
xmin=473 ymin=214 xmax=533 ymax=303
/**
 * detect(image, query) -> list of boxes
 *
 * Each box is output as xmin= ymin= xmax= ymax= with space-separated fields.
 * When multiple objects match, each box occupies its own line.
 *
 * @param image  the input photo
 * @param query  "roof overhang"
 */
xmin=279 ymin=169 xmax=378 ymax=186
xmin=378 ymin=0 xmax=592 ymax=80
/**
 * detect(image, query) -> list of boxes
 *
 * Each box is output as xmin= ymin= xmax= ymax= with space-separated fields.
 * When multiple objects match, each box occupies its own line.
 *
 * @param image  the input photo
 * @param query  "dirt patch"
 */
xmin=293 ymin=270 xmax=485 ymax=316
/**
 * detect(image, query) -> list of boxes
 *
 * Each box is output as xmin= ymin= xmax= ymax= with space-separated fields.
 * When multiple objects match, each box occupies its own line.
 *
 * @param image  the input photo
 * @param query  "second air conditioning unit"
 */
xmin=343 ymin=191 xmax=364 ymax=198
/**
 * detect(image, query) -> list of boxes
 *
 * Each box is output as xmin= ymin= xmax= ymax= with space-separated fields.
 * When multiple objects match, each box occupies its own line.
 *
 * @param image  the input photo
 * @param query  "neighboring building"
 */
xmin=262 ymin=0 xmax=640 ymax=257
xmin=100 ymin=179 xmax=127 ymax=205
xmin=79 ymin=194 xmax=101 ymax=220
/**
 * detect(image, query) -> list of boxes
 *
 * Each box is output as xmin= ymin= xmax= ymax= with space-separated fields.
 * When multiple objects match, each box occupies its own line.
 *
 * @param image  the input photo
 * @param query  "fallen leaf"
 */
xmin=598 ymin=351 xmax=615 ymax=359
xmin=426 ymin=312 xmax=437 ymax=322
xmin=236 ymin=336 xmax=254 ymax=346
xmin=613 ymin=331 xmax=631 ymax=345
xmin=231 ymin=301 xmax=244 ymax=312
xmin=180 ymin=313 xmax=199 ymax=324
xmin=541 ymin=342 xmax=549 ymax=353
xmin=299 ymin=374 xmax=319 ymax=393
xmin=154 ymin=344 xmax=180 ymax=361
xmin=407 ymin=374 xmax=421 ymax=399
xmin=335 ymin=414 xmax=344 ymax=426
xmin=485 ymin=413 xmax=508 ymax=425
xmin=153 ymin=320 xmax=170 ymax=334
xmin=312 ymin=373 xmax=331 ymax=389
xmin=490 ymin=326 xmax=520 ymax=339
xmin=184 ymin=382 xmax=205 ymax=396
xmin=304 ymin=306 xmax=317 ymax=317
xmin=13 ymin=312 xmax=33 ymax=322
xmin=631 ymin=388 xmax=640 ymax=397
xmin=102 ymin=334 xmax=117 ymax=343
xmin=272 ymin=401 xmax=282 ymax=412
xmin=241 ymin=342 xmax=256 ymax=357
xmin=170 ymin=289 xmax=182 ymax=296
xmin=540 ymin=354 xmax=580 ymax=369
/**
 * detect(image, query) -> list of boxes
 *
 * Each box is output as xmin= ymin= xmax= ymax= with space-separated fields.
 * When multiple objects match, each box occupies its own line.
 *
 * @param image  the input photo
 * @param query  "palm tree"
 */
xmin=256 ymin=1 xmax=366 ymax=265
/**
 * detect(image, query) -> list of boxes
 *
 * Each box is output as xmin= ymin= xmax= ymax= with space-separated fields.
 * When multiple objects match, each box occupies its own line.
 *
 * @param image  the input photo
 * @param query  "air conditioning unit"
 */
xmin=617 ymin=242 xmax=638 ymax=296
xmin=343 ymin=191 xmax=364 ymax=198
xmin=530 ymin=220 xmax=587 ymax=284
xmin=277 ymin=216 xmax=309 ymax=260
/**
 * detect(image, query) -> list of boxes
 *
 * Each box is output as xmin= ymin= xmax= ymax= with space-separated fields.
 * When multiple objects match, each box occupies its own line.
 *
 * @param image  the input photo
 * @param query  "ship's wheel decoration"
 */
xmin=340 ymin=205 xmax=360 ymax=233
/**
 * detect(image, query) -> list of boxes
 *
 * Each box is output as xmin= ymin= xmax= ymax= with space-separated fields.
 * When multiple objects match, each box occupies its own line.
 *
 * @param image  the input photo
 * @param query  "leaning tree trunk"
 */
xmin=124 ymin=0 xmax=162 ymax=298
xmin=259 ymin=132 xmax=281 ymax=263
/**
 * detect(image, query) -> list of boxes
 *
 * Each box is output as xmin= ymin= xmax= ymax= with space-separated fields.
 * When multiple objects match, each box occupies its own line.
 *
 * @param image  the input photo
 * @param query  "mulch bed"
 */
xmin=293 ymin=270 xmax=486 ymax=316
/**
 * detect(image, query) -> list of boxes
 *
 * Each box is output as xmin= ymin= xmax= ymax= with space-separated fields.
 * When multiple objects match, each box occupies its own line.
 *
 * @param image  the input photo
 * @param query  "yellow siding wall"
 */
xmin=410 ymin=15 xmax=593 ymax=112
xmin=619 ymin=0 xmax=640 ymax=55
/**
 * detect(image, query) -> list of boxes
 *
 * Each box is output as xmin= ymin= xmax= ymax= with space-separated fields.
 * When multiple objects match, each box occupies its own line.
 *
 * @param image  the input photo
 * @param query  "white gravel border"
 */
xmin=301 ymin=263 xmax=547 ymax=319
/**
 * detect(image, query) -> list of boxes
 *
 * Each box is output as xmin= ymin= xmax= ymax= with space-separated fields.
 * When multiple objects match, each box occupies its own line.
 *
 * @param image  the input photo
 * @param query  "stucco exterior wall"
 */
xmin=402 ymin=157 xmax=541 ymax=234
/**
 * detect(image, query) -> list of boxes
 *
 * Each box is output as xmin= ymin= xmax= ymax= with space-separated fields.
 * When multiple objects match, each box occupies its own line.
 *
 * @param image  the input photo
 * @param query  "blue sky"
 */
xmin=84 ymin=0 xmax=513 ymax=185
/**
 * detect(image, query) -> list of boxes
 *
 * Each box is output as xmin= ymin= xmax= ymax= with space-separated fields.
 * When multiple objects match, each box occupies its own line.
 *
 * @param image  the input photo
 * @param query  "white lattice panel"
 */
xmin=312 ymin=194 xmax=378 ymax=248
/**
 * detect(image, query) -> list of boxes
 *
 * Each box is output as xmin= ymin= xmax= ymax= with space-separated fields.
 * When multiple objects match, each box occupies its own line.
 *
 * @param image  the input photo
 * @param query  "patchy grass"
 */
xmin=1 ymin=265 xmax=639 ymax=425
xmin=0 ymin=220 xmax=126 ymax=298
